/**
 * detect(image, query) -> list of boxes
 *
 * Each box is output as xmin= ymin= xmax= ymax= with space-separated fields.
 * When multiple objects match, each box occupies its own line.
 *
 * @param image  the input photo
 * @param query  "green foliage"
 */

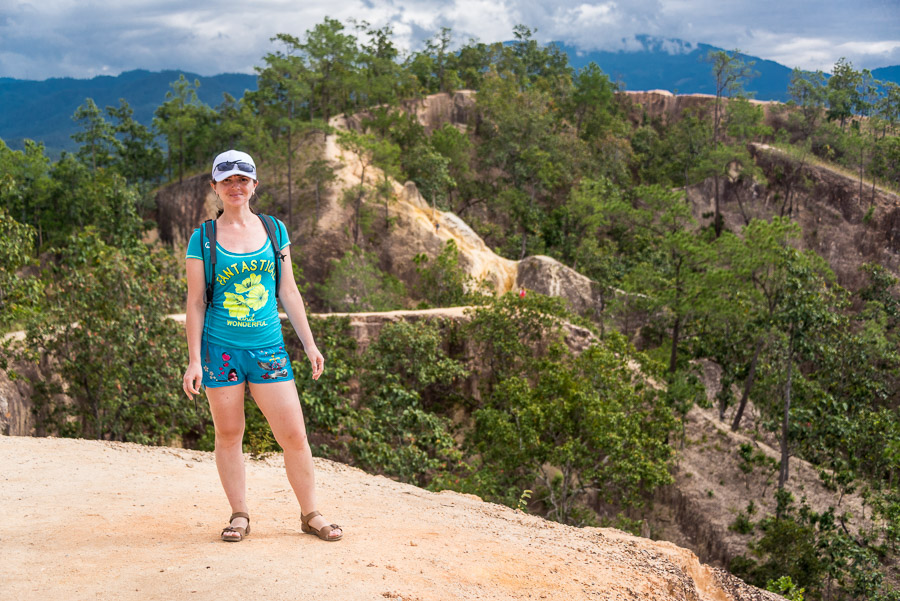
xmin=71 ymin=98 xmax=120 ymax=171
xmin=730 ymin=501 xmax=757 ymax=535
xmin=0 ymin=207 xmax=40 ymax=330
xmin=788 ymin=69 xmax=827 ymax=137
xmin=731 ymin=490 xmax=897 ymax=601
xmin=347 ymin=320 xmax=466 ymax=485
xmin=317 ymin=245 xmax=406 ymax=312
xmin=827 ymin=58 xmax=863 ymax=130
xmin=22 ymin=229 xmax=193 ymax=443
xmin=413 ymin=239 xmax=491 ymax=308
xmin=152 ymin=74 xmax=216 ymax=182
xmin=105 ymin=98 xmax=165 ymax=194
xmin=460 ymin=292 xmax=673 ymax=522
xmin=466 ymin=330 xmax=674 ymax=523
xmin=767 ymin=576 xmax=805 ymax=601
xmin=1 ymin=140 xmax=146 ymax=250
xmin=465 ymin=291 xmax=579 ymax=391
xmin=292 ymin=316 xmax=357 ymax=443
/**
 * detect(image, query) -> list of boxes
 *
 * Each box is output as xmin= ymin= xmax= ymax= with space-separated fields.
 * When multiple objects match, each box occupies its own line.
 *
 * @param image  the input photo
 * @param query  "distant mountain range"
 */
xmin=0 ymin=70 xmax=257 ymax=157
xmin=1 ymin=36 xmax=897 ymax=157
xmin=564 ymin=35 xmax=899 ymax=101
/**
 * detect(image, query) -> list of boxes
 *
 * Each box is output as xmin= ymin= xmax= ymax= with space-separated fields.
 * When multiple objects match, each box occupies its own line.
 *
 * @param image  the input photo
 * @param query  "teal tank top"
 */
xmin=186 ymin=217 xmax=291 ymax=349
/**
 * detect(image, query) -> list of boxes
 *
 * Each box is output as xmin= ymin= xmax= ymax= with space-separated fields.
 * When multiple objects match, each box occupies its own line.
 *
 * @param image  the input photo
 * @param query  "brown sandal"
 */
xmin=301 ymin=510 xmax=343 ymax=541
xmin=221 ymin=512 xmax=250 ymax=542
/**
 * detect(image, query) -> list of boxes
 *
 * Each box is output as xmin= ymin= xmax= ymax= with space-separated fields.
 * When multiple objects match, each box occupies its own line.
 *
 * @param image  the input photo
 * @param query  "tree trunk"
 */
xmin=859 ymin=146 xmax=865 ymax=204
xmin=669 ymin=314 xmax=681 ymax=374
xmin=713 ymin=173 xmax=722 ymax=238
xmin=314 ymin=181 xmax=321 ymax=226
xmin=778 ymin=332 xmax=795 ymax=489
xmin=732 ymin=338 xmax=763 ymax=431
xmin=287 ymin=125 xmax=294 ymax=231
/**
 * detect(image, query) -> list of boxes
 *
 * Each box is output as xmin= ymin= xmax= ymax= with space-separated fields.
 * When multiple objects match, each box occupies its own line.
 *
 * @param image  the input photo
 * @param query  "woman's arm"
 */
xmin=183 ymin=257 xmax=207 ymax=399
xmin=277 ymin=246 xmax=324 ymax=380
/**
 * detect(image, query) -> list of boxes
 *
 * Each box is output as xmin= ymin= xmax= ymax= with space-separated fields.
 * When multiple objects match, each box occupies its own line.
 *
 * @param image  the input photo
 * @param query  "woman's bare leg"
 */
xmin=249 ymin=380 xmax=342 ymax=539
xmin=207 ymin=384 xmax=249 ymax=538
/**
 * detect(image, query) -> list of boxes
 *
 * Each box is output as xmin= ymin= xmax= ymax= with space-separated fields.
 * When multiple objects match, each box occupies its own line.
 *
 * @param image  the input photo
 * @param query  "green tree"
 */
xmin=350 ymin=320 xmax=467 ymax=485
xmin=337 ymin=129 xmax=398 ymax=243
xmin=404 ymin=139 xmax=454 ymax=214
xmin=43 ymin=155 xmax=144 ymax=248
xmin=317 ymin=245 xmax=405 ymax=312
xmin=710 ymin=218 xmax=802 ymax=430
xmin=153 ymin=74 xmax=214 ymax=182
xmin=602 ymin=184 xmax=715 ymax=373
xmin=23 ymin=229 xmax=192 ymax=443
xmin=788 ymin=69 xmax=827 ymax=138
xmin=413 ymin=239 xmax=490 ymax=307
xmin=705 ymin=49 xmax=757 ymax=236
xmin=105 ymin=98 xmax=164 ymax=190
xmin=568 ymin=62 xmax=619 ymax=140
xmin=874 ymin=81 xmax=900 ymax=137
xmin=250 ymin=33 xmax=313 ymax=230
xmin=476 ymin=69 xmax=586 ymax=258
xmin=826 ymin=57 xmax=862 ymax=130
xmin=299 ymin=18 xmax=359 ymax=123
xmin=429 ymin=123 xmax=474 ymax=214
xmin=770 ymin=247 xmax=839 ymax=489
xmin=464 ymin=294 xmax=674 ymax=523
xmin=0 ymin=139 xmax=53 ymax=247
xmin=355 ymin=22 xmax=407 ymax=105
xmin=71 ymin=98 xmax=120 ymax=172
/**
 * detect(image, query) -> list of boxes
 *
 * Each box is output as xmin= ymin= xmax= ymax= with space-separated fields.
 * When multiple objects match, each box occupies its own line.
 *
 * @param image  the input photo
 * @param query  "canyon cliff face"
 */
xmin=155 ymin=91 xmax=900 ymax=318
xmin=155 ymin=90 xmax=606 ymax=318
xmin=624 ymin=91 xmax=900 ymax=291
xmin=682 ymin=143 xmax=900 ymax=291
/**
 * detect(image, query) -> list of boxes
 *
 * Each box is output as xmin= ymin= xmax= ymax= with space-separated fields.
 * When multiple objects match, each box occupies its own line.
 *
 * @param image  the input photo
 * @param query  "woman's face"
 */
xmin=211 ymin=174 xmax=259 ymax=208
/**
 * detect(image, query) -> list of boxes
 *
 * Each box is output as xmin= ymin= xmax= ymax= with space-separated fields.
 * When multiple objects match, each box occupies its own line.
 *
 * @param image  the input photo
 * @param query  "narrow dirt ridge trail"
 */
xmin=2 ymin=436 xmax=781 ymax=601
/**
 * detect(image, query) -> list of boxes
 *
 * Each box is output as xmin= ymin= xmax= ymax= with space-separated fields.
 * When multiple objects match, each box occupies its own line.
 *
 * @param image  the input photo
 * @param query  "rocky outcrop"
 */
xmin=339 ymin=90 xmax=477 ymax=134
xmin=516 ymin=255 xmax=605 ymax=319
xmin=623 ymin=90 xmax=782 ymax=128
xmin=0 ymin=361 xmax=35 ymax=436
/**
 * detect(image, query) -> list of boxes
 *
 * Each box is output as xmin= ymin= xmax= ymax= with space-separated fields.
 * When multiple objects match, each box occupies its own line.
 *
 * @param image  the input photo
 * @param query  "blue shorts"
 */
xmin=201 ymin=340 xmax=294 ymax=388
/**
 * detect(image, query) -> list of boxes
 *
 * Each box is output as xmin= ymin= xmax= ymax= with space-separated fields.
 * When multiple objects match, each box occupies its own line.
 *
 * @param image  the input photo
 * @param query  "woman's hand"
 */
xmin=183 ymin=362 xmax=203 ymax=400
xmin=306 ymin=346 xmax=325 ymax=381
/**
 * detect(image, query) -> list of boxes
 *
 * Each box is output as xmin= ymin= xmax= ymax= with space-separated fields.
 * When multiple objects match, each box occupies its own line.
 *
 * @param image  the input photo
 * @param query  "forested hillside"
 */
xmin=0 ymin=70 xmax=257 ymax=157
xmin=2 ymin=18 xmax=900 ymax=601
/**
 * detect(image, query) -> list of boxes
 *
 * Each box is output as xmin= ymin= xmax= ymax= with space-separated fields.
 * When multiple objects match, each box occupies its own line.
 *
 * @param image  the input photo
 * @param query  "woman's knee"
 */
xmin=214 ymin=422 xmax=245 ymax=447
xmin=275 ymin=426 xmax=309 ymax=452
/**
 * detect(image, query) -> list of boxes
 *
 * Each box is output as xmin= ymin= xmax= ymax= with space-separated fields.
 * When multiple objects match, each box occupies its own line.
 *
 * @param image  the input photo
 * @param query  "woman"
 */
xmin=182 ymin=149 xmax=342 ymax=542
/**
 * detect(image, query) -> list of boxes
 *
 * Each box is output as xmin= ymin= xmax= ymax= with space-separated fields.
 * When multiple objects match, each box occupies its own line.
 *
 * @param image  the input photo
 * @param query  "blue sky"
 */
xmin=2 ymin=0 xmax=898 ymax=80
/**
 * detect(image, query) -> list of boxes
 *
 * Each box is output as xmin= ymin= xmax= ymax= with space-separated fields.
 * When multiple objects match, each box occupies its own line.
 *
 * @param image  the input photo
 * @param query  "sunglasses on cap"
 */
xmin=214 ymin=161 xmax=256 ymax=175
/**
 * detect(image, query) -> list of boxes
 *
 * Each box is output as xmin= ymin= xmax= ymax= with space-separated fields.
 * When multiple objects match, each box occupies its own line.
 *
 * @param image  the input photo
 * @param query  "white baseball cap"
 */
xmin=211 ymin=150 xmax=257 ymax=182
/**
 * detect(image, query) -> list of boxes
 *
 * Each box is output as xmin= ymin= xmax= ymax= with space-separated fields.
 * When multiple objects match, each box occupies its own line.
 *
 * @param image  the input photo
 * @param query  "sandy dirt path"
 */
xmin=2 ymin=435 xmax=780 ymax=601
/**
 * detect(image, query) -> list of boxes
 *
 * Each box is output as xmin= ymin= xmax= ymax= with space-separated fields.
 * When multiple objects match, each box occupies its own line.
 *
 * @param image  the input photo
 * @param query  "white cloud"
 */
xmin=448 ymin=0 xmax=518 ymax=44
xmin=0 ymin=0 xmax=898 ymax=79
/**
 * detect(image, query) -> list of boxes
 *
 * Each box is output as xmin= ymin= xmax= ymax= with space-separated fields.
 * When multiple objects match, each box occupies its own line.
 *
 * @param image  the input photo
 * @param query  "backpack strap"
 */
xmin=258 ymin=214 xmax=284 ymax=299
xmin=202 ymin=219 xmax=217 ymax=306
